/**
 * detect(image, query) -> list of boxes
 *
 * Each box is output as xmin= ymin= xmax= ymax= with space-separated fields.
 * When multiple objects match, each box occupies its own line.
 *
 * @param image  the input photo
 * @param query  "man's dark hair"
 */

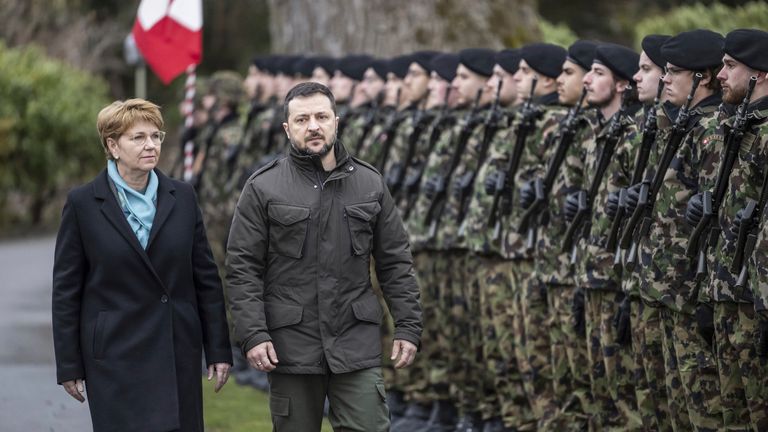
xmin=701 ymin=65 xmax=723 ymax=92
xmin=283 ymin=82 xmax=336 ymax=121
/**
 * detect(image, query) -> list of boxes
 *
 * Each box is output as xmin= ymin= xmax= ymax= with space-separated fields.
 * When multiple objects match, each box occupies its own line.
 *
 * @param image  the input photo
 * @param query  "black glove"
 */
xmin=685 ymin=193 xmax=705 ymax=227
xmin=564 ymin=192 xmax=580 ymax=222
xmin=695 ymin=303 xmax=715 ymax=348
xmin=606 ymin=191 xmax=620 ymax=221
xmin=484 ymin=171 xmax=499 ymax=195
xmin=731 ymin=206 xmax=746 ymax=237
xmin=423 ymin=175 xmax=441 ymax=200
xmin=451 ymin=172 xmax=473 ymax=201
xmin=520 ymin=180 xmax=536 ymax=210
xmin=757 ymin=316 xmax=768 ymax=359
xmin=613 ymin=295 xmax=631 ymax=346
xmin=625 ymin=183 xmax=642 ymax=215
xmin=572 ymin=287 xmax=586 ymax=336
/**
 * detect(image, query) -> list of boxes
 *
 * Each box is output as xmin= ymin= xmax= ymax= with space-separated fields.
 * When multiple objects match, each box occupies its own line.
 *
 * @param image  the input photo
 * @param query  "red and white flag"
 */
xmin=132 ymin=0 xmax=203 ymax=84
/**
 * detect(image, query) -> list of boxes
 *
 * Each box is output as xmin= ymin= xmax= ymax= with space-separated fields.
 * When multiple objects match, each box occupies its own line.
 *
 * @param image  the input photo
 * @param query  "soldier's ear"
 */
xmin=282 ymin=122 xmax=290 ymax=139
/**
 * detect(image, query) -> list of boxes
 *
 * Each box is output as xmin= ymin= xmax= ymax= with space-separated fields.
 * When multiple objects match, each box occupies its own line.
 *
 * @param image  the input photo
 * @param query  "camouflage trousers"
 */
xmin=632 ymin=300 xmax=673 ymax=432
xmin=543 ymin=284 xmax=591 ymax=432
xmin=713 ymin=302 xmax=768 ymax=431
xmin=427 ymin=250 xmax=454 ymax=401
xmin=454 ymin=253 xmax=487 ymax=416
xmin=477 ymin=256 xmax=535 ymax=429
xmin=402 ymin=250 xmax=440 ymax=403
xmin=446 ymin=250 xmax=472 ymax=411
xmin=583 ymin=289 xmax=641 ymax=430
xmin=659 ymin=307 xmax=722 ymax=432
xmin=515 ymin=267 xmax=558 ymax=423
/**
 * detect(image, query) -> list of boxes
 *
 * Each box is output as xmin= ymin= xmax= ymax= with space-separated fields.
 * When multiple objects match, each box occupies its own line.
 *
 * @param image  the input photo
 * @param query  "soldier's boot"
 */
xmin=419 ymin=399 xmax=458 ymax=432
xmin=455 ymin=411 xmax=483 ymax=432
xmin=387 ymin=390 xmax=407 ymax=424
xmin=391 ymin=401 xmax=432 ymax=431
xmin=482 ymin=416 xmax=514 ymax=432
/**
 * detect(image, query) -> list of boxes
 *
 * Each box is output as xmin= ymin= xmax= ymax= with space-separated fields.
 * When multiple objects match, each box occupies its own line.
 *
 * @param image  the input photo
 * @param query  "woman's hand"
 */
xmin=62 ymin=379 xmax=86 ymax=402
xmin=207 ymin=363 xmax=231 ymax=393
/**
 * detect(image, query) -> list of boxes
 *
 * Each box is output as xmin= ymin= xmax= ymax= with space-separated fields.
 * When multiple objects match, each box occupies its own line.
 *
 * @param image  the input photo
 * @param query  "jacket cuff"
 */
xmin=393 ymin=330 xmax=421 ymax=351
xmin=241 ymin=332 xmax=272 ymax=357
xmin=205 ymin=347 xmax=235 ymax=366
xmin=57 ymin=365 xmax=85 ymax=385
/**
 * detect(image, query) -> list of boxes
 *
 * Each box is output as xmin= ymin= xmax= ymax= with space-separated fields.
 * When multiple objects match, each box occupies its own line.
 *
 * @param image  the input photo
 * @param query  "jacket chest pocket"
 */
xmin=344 ymin=201 xmax=381 ymax=256
xmin=268 ymin=203 xmax=311 ymax=259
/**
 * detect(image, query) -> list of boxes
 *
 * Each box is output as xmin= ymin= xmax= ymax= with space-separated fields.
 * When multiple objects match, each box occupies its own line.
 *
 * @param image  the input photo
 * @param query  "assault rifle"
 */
xmin=389 ymin=90 xmax=432 ymax=200
xmin=733 ymin=166 xmax=768 ymax=289
xmin=622 ymin=73 xmax=703 ymax=270
xmin=376 ymin=87 xmax=403 ymax=172
xmin=609 ymin=78 xmax=664 ymax=270
xmin=456 ymin=80 xmax=505 ymax=238
xmin=424 ymin=89 xmax=483 ymax=238
xmin=354 ymin=98 xmax=380 ymax=156
xmin=518 ymin=86 xmax=588 ymax=251
xmin=402 ymin=88 xmax=455 ymax=220
xmin=561 ymin=85 xmax=634 ymax=263
xmin=688 ymin=76 xmax=757 ymax=281
xmin=487 ymin=77 xmax=540 ymax=241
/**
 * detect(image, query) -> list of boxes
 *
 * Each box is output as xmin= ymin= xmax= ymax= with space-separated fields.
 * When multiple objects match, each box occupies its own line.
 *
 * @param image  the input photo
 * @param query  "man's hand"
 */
xmin=247 ymin=341 xmax=279 ymax=372
xmin=685 ymin=193 xmax=705 ymax=227
xmin=62 ymin=379 xmax=85 ymax=403
xmin=207 ymin=362 xmax=231 ymax=393
xmin=391 ymin=339 xmax=417 ymax=369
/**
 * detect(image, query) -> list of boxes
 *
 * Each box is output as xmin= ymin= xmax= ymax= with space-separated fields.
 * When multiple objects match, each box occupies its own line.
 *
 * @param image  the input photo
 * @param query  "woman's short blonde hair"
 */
xmin=96 ymin=98 xmax=164 ymax=160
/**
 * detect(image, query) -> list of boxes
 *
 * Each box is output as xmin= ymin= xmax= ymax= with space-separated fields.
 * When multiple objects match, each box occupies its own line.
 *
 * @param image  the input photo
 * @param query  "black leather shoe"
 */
xmin=455 ymin=411 xmax=483 ymax=432
xmin=418 ymin=400 xmax=458 ymax=431
xmin=391 ymin=402 xmax=432 ymax=431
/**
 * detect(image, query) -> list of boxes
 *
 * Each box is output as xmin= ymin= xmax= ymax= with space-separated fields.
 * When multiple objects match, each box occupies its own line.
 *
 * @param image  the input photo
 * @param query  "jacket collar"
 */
xmin=289 ymin=140 xmax=351 ymax=176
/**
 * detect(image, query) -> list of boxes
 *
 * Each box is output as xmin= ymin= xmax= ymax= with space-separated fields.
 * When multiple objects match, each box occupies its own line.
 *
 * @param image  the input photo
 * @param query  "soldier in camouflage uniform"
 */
xmin=330 ymin=54 xmax=368 ymax=140
xmin=620 ymin=34 xmax=675 ymax=432
xmin=563 ymin=44 xmax=643 ymax=430
xmin=502 ymin=43 xmax=568 ymax=427
xmin=634 ymin=30 xmax=725 ymax=431
xmin=198 ymin=71 xmax=244 ymax=271
xmin=346 ymin=58 xmax=388 ymax=159
xmin=521 ymin=40 xmax=597 ymax=431
xmin=687 ymin=29 xmax=768 ymax=430
xmin=398 ymin=52 xmax=462 ymax=432
xmin=310 ymin=56 xmax=336 ymax=86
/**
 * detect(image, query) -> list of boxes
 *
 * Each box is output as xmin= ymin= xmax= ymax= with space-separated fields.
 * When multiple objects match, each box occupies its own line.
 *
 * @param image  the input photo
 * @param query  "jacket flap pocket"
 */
xmin=352 ymin=295 xmax=383 ymax=324
xmin=265 ymin=302 xmax=303 ymax=330
xmin=268 ymin=203 xmax=310 ymax=226
xmin=345 ymin=201 xmax=381 ymax=222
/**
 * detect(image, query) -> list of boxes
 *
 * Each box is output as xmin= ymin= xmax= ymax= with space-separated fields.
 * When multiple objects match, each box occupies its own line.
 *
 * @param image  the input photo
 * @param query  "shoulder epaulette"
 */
xmin=351 ymin=156 xmax=381 ymax=175
xmin=249 ymin=157 xmax=281 ymax=180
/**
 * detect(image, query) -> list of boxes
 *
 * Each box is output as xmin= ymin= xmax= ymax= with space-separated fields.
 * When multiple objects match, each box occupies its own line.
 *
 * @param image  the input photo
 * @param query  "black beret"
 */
xmin=567 ymin=40 xmax=598 ymax=72
xmin=661 ymin=29 xmax=724 ymax=71
xmin=313 ymin=56 xmax=336 ymax=76
xmin=430 ymin=53 xmax=460 ymax=82
xmin=594 ymin=43 xmax=640 ymax=81
xmin=459 ymin=48 xmax=496 ymax=77
xmin=389 ymin=55 xmax=413 ymax=79
xmin=724 ymin=29 xmax=768 ymax=72
xmin=370 ymin=58 xmax=389 ymax=80
xmin=520 ymin=43 xmax=567 ymax=78
xmin=294 ymin=56 xmax=316 ymax=77
xmin=261 ymin=55 xmax=280 ymax=75
xmin=338 ymin=54 xmax=373 ymax=81
xmin=411 ymin=51 xmax=441 ymax=73
xmin=641 ymin=34 xmax=671 ymax=69
xmin=251 ymin=55 xmax=265 ymax=70
xmin=275 ymin=55 xmax=300 ymax=75
xmin=496 ymin=49 xmax=521 ymax=74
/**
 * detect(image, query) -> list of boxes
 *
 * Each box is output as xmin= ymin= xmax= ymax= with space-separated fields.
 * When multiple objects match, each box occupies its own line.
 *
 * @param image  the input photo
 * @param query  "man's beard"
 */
xmin=293 ymin=132 xmax=335 ymax=157
xmin=588 ymin=86 xmax=617 ymax=109
xmin=723 ymin=85 xmax=746 ymax=105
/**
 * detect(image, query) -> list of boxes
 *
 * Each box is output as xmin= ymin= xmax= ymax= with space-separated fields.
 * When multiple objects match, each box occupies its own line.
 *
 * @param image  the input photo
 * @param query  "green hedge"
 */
xmin=634 ymin=2 xmax=768 ymax=48
xmin=0 ymin=41 xmax=109 ymax=231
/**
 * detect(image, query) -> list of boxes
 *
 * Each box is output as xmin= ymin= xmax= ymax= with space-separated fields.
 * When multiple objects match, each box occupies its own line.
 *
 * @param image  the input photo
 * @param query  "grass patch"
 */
xmin=202 ymin=377 xmax=332 ymax=431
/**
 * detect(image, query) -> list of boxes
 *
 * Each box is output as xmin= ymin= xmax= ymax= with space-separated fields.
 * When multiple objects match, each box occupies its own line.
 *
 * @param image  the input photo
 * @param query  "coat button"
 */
xmin=160 ymin=294 xmax=169 ymax=303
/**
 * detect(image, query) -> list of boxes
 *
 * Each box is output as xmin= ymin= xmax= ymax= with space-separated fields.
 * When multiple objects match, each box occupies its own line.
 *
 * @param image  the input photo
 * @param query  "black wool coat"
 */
xmin=52 ymin=169 xmax=232 ymax=432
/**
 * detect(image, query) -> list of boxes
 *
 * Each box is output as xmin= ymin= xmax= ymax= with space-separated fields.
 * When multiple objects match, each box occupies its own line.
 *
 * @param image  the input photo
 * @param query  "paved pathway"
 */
xmin=0 ymin=236 xmax=93 ymax=431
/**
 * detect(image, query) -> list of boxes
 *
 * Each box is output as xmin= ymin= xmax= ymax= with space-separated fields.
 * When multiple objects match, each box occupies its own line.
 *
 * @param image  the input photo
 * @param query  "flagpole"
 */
xmin=182 ymin=64 xmax=197 ymax=183
xmin=135 ymin=63 xmax=147 ymax=99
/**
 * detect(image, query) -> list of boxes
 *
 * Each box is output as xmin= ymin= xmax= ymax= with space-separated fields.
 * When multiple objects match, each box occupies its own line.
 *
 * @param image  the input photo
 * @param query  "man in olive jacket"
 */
xmin=226 ymin=81 xmax=422 ymax=432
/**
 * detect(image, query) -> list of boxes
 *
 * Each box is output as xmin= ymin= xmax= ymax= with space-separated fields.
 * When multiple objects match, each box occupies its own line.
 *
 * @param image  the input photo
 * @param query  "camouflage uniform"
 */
xmin=617 ymin=106 xmax=674 ymax=432
xmin=706 ymin=98 xmax=768 ymax=430
xmin=530 ymin=106 xmax=595 ymax=430
xmin=345 ymin=103 xmax=381 ymax=161
xmin=638 ymin=95 xmax=724 ymax=431
xmin=568 ymin=105 xmax=642 ymax=430
xmin=460 ymin=105 xmax=537 ymax=430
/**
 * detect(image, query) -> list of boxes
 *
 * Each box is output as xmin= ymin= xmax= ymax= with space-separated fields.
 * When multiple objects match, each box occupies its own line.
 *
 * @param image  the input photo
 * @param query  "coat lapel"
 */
xmin=93 ymin=169 xmax=167 ymax=290
xmin=147 ymin=170 xmax=176 ymax=249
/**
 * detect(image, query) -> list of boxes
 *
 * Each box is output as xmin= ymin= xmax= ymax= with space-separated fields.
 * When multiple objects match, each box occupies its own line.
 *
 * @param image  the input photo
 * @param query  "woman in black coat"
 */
xmin=52 ymin=99 xmax=232 ymax=432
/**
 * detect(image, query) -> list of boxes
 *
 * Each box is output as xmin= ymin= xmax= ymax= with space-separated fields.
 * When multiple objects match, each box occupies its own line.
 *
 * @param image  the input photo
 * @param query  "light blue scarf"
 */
xmin=107 ymin=160 xmax=158 ymax=249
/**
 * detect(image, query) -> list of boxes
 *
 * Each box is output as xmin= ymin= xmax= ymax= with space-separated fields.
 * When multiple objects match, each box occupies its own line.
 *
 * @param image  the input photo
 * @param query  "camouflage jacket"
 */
xmin=404 ymin=109 xmax=460 ymax=252
xmin=639 ymin=94 xmax=722 ymax=313
xmin=383 ymin=108 xmax=437 ymax=202
xmin=573 ymin=105 xmax=641 ymax=291
xmin=344 ymin=103 xmax=380 ymax=160
xmin=501 ymin=94 xmax=568 ymax=261
xmin=709 ymin=97 xmax=768 ymax=305
xmin=199 ymin=114 xmax=244 ymax=224
xmin=357 ymin=106 xmax=404 ymax=168
xmin=532 ymin=107 xmax=594 ymax=285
